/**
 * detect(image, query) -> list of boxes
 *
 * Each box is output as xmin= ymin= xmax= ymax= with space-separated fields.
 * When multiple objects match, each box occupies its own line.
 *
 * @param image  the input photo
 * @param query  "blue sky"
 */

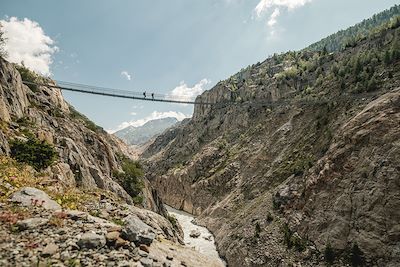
xmin=1 ymin=0 xmax=398 ymax=132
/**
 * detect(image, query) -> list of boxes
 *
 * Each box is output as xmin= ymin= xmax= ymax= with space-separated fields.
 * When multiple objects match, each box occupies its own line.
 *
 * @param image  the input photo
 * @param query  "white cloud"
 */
xmin=121 ymin=71 xmax=132 ymax=81
xmin=267 ymin=8 xmax=280 ymax=27
xmin=108 ymin=111 xmax=190 ymax=133
xmin=130 ymin=112 xmax=137 ymax=116
xmin=254 ymin=0 xmax=312 ymax=33
xmin=166 ymin=79 xmax=211 ymax=102
xmin=255 ymin=0 xmax=312 ymax=17
xmin=1 ymin=17 xmax=58 ymax=75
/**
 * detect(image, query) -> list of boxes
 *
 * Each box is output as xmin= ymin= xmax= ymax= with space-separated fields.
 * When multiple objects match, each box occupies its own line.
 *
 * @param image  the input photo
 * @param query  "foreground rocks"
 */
xmin=0 ymin=187 xmax=223 ymax=267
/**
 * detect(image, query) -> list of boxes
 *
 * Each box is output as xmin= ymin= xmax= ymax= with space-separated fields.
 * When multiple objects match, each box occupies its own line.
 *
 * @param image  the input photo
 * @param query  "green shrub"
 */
xmin=111 ymin=218 xmax=125 ymax=226
xmin=113 ymin=156 xmax=144 ymax=204
xmin=266 ymin=212 xmax=274 ymax=222
xmin=167 ymin=215 xmax=178 ymax=228
xmin=10 ymin=137 xmax=57 ymax=170
xmin=16 ymin=117 xmax=33 ymax=127
xmin=254 ymin=222 xmax=261 ymax=238
xmin=349 ymin=243 xmax=364 ymax=267
xmin=69 ymin=106 xmax=103 ymax=132
xmin=281 ymin=224 xmax=306 ymax=252
xmin=15 ymin=65 xmax=40 ymax=92
xmin=325 ymin=242 xmax=335 ymax=265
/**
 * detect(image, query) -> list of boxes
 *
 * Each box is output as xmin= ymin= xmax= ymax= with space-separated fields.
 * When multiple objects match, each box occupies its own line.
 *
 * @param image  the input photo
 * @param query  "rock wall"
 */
xmin=0 ymin=57 xmax=158 ymax=211
xmin=142 ymin=25 xmax=400 ymax=266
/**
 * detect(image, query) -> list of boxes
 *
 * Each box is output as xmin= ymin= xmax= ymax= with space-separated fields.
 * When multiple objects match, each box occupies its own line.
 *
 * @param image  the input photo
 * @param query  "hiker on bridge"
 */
xmin=143 ymin=91 xmax=146 ymax=98
xmin=151 ymin=93 xmax=154 ymax=100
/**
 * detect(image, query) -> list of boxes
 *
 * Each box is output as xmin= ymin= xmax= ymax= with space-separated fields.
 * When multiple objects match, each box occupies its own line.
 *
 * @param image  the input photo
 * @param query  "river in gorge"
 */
xmin=165 ymin=205 xmax=226 ymax=266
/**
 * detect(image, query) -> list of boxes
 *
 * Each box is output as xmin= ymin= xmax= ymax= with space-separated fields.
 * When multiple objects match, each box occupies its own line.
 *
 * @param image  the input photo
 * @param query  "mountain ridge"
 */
xmin=142 ymin=6 xmax=400 ymax=266
xmin=114 ymin=117 xmax=179 ymax=146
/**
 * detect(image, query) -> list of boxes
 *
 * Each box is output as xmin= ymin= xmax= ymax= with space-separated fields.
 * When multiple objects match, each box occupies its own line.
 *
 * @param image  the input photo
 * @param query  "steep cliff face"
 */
xmin=0 ymin=57 xmax=164 ymax=213
xmin=0 ymin=57 xmax=228 ymax=266
xmin=142 ymin=23 xmax=400 ymax=266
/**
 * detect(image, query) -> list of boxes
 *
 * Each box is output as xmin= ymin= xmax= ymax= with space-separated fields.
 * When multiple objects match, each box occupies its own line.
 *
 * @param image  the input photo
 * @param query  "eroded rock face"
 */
xmin=0 ymin=57 xmax=159 ymax=210
xmin=142 ymin=26 xmax=400 ymax=266
xmin=283 ymin=89 xmax=400 ymax=261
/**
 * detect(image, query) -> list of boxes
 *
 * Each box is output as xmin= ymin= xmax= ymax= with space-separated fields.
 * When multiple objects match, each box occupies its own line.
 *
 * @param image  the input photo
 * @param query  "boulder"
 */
xmin=77 ymin=233 xmax=106 ymax=249
xmin=140 ymin=257 xmax=153 ymax=267
xmin=41 ymin=243 xmax=59 ymax=257
xmin=51 ymin=163 xmax=76 ymax=187
xmin=106 ymin=231 xmax=120 ymax=242
xmin=10 ymin=187 xmax=61 ymax=210
xmin=189 ymin=229 xmax=201 ymax=238
xmin=16 ymin=217 xmax=48 ymax=230
xmin=121 ymin=215 xmax=155 ymax=245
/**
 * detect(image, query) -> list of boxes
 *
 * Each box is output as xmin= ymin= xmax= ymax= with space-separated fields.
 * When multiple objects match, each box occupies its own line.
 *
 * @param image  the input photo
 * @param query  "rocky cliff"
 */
xmin=0 ymin=57 xmax=226 ymax=266
xmin=0 ymin=57 xmax=168 ymax=212
xmin=142 ymin=17 xmax=400 ymax=266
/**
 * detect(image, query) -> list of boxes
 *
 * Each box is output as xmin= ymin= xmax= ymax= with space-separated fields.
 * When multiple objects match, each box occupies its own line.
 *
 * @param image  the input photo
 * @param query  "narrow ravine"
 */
xmin=165 ymin=205 xmax=226 ymax=266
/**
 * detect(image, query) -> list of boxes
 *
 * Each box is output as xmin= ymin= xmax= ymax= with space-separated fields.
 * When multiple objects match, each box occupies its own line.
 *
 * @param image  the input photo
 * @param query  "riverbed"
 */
xmin=165 ymin=205 xmax=226 ymax=266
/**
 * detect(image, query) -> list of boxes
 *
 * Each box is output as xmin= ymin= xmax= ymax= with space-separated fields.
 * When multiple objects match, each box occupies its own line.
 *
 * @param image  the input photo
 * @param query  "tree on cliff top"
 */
xmin=0 ymin=23 xmax=7 ymax=57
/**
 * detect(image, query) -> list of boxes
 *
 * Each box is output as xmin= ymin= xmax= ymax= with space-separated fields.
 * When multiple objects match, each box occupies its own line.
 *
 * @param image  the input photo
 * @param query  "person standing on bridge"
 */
xmin=143 ymin=91 xmax=146 ymax=98
xmin=151 ymin=93 xmax=154 ymax=100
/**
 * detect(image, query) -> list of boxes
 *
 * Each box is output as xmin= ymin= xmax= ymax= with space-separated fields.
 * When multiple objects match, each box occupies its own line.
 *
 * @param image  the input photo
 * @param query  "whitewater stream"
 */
xmin=165 ymin=205 xmax=226 ymax=266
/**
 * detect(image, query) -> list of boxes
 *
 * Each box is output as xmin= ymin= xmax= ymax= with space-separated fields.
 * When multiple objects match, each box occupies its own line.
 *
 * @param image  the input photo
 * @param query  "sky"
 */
xmin=1 ymin=0 xmax=398 ymax=132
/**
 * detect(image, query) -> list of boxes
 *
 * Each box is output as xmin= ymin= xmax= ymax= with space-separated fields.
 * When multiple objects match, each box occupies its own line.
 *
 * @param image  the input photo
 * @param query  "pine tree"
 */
xmin=384 ymin=50 xmax=392 ymax=65
xmin=0 ymin=23 xmax=7 ymax=57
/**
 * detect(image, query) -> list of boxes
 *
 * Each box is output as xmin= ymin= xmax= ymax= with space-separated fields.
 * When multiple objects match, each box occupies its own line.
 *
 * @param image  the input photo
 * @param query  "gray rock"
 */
xmin=42 ymin=243 xmax=59 ymax=257
xmin=106 ymin=231 xmax=120 ymax=242
xmin=138 ymin=232 xmax=156 ymax=246
xmin=66 ymin=210 xmax=87 ymax=220
xmin=77 ymin=233 xmax=106 ymax=249
xmin=189 ymin=229 xmax=201 ymax=238
xmin=138 ymin=250 xmax=148 ymax=257
xmin=16 ymin=218 xmax=48 ymax=230
xmin=140 ymin=257 xmax=153 ymax=267
xmin=10 ymin=187 xmax=61 ymax=210
xmin=122 ymin=215 xmax=155 ymax=245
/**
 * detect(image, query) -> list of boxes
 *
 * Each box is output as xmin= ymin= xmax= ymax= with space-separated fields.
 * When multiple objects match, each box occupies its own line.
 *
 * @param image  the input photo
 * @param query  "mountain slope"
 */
xmin=307 ymin=4 xmax=400 ymax=52
xmin=114 ymin=117 xmax=178 ymax=145
xmin=142 ymin=13 xmax=400 ymax=267
xmin=0 ymin=57 xmax=227 ymax=266
xmin=0 ymin=57 xmax=170 ymax=213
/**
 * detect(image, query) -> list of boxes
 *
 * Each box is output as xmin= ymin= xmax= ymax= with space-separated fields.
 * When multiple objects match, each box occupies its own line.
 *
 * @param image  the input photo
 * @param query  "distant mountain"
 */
xmin=114 ymin=117 xmax=178 ymax=145
xmin=307 ymin=4 xmax=400 ymax=52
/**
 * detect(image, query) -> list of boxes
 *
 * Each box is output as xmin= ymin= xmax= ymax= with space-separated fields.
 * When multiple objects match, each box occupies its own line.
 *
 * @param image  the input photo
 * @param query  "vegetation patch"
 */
xmin=69 ymin=106 xmax=104 ymax=133
xmin=347 ymin=243 xmax=365 ymax=267
xmin=167 ymin=214 xmax=178 ymax=228
xmin=54 ymin=188 xmax=95 ymax=210
xmin=254 ymin=221 xmax=261 ymax=238
xmin=281 ymin=223 xmax=307 ymax=252
xmin=15 ymin=65 xmax=40 ymax=92
xmin=113 ymin=155 xmax=144 ymax=204
xmin=111 ymin=217 xmax=125 ymax=226
xmin=10 ymin=137 xmax=57 ymax=171
xmin=273 ymin=152 xmax=315 ymax=183
xmin=324 ymin=242 xmax=336 ymax=265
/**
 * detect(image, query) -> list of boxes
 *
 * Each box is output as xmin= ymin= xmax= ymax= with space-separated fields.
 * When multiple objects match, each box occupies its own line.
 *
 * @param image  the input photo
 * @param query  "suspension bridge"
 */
xmin=21 ymin=80 xmax=381 ymax=108
xmin=22 ymin=80 xmax=214 ymax=105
